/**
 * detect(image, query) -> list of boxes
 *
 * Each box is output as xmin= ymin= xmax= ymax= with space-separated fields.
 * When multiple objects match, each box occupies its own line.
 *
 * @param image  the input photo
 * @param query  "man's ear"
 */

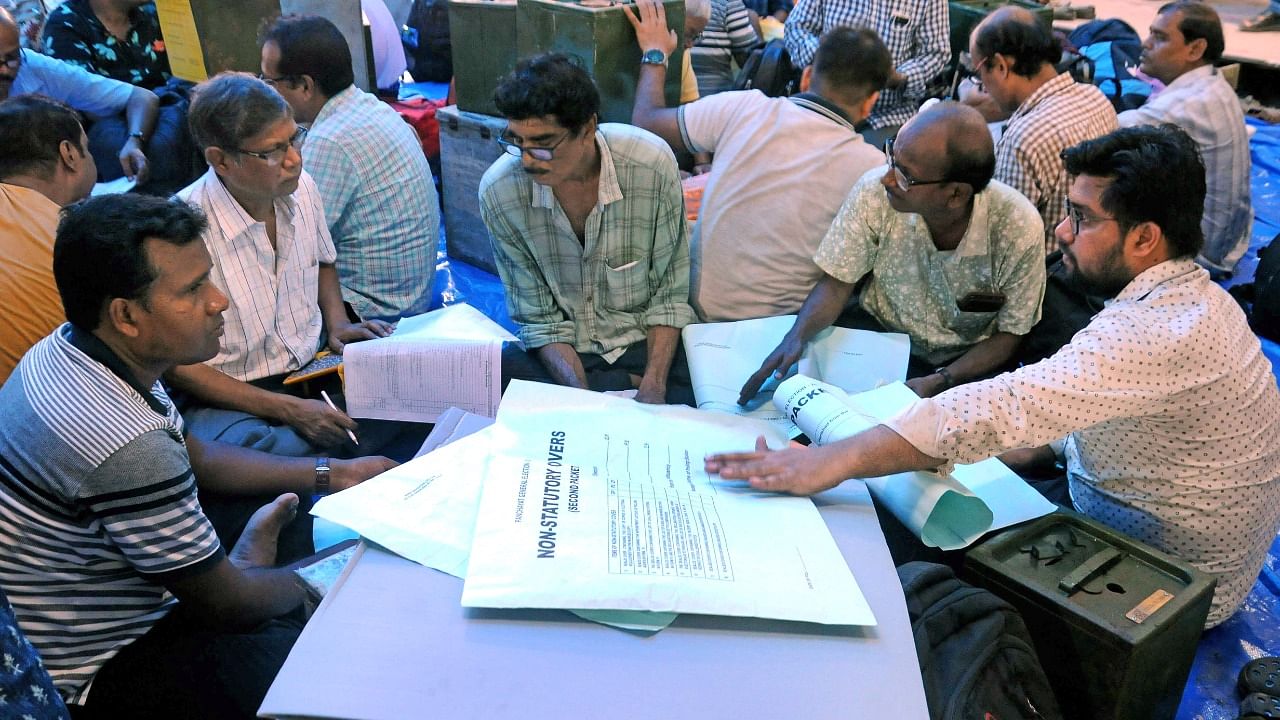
xmin=859 ymin=90 xmax=880 ymax=121
xmin=58 ymin=139 xmax=83 ymax=172
xmin=1185 ymin=37 xmax=1207 ymax=63
xmin=106 ymin=297 xmax=143 ymax=339
xmin=1127 ymin=220 xmax=1164 ymax=260
xmin=204 ymin=146 xmax=231 ymax=172
xmin=799 ymin=65 xmax=813 ymax=93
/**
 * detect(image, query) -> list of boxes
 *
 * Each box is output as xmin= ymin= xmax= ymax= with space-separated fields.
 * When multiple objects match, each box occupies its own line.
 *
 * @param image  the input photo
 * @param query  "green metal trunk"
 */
xmin=449 ymin=0 xmax=519 ymax=117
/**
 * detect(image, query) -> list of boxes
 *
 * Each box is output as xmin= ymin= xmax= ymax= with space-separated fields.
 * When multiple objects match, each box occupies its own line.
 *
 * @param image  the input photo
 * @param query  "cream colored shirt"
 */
xmin=0 ymin=183 xmax=64 ymax=384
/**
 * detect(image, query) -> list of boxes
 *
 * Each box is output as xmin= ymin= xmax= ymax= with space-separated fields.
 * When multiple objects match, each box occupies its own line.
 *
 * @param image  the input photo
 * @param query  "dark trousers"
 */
xmin=501 ymin=339 xmax=696 ymax=406
xmin=86 ymin=91 xmax=200 ymax=196
xmin=78 ymin=603 xmax=305 ymax=720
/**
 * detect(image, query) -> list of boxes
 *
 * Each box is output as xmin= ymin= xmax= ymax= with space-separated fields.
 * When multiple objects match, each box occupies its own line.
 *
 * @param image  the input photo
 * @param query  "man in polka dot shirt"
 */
xmin=708 ymin=124 xmax=1280 ymax=627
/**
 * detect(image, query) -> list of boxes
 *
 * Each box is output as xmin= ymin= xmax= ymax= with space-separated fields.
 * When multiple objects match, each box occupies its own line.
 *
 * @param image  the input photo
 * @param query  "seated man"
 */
xmin=688 ymin=0 xmax=758 ymax=96
xmin=0 ymin=95 xmax=96 ymax=383
xmin=41 ymin=0 xmax=199 ymax=193
xmin=783 ymin=0 xmax=949 ymax=146
xmin=0 ymin=193 xmax=392 ymax=715
xmin=173 ymin=73 xmax=391 ymax=456
xmin=707 ymin=125 xmax=1280 ymax=628
xmin=0 ymin=7 xmax=158 ymax=186
xmin=627 ymin=2 xmax=889 ymax=322
xmin=969 ymin=6 xmax=1117 ymax=251
xmin=261 ymin=14 xmax=440 ymax=322
xmin=1119 ymin=1 xmax=1250 ymax=277
xmin=481 ymin=53 xmax=696 ymax=405
xmin=740 ymin=101 xmax=1046 ymax=401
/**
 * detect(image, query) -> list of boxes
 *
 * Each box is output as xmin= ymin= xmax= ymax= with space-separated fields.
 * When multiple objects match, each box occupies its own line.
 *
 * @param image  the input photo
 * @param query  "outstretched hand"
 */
xmin=738 ymin=333 xmax=804 ymax=405
xmin=623 ymin=0 xmax=678 ymax=56
xmin=705 ymin=436 xmax=850 ymax=496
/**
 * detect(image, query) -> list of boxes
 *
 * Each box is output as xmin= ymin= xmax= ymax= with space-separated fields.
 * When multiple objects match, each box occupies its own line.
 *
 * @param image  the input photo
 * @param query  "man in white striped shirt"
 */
xmin=1118 ymin=1 xmax=1252 ymax=277
xmin=171 ymin=73 xmax=394 ymax=456
xmin=0 ymin=194 xmax=393 ymax=715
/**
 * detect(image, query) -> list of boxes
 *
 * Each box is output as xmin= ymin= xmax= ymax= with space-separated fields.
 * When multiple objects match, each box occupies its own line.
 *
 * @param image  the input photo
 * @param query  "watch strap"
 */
xmin=314 ymin=457 xmax=331 ymax=496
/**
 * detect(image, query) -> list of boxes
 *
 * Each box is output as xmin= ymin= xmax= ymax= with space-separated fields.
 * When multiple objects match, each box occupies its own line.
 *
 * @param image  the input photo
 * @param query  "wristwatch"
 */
xmin=933 ymin=367 xmax=956 ymax=390
xmin=127 ymin=131 xmax=145 ymax=141
xmin=640 ymin=48 xmax=668 ymax=67
xmin=314 ymin=457 xmax=331 ymax=496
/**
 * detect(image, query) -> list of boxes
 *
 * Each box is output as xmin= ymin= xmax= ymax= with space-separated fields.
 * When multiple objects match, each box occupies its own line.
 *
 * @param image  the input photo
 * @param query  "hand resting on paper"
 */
xmin=331 ymin=456 xmax=399 ymax=492
xmin=737 ymin=332 xmax=805 ymax=405
xmin=327 ymin=319 xmax=395 ymax=354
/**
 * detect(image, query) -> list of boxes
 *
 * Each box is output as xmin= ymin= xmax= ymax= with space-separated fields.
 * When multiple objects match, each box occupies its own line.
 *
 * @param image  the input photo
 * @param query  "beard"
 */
xmin=1062 ymin=243 xmax=1132 ymax=299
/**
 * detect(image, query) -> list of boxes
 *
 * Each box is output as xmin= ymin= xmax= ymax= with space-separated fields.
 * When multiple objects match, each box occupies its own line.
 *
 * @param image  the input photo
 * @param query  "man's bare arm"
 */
xmin=536 ymin=342 xmax=591 ymax=389
xmin=906 ymin=331 xmax=1022 ymax=398
xmin=624 ymin=0 xmax=687 ymax=152
xmin=636 ymin=325 xmax=680 ymax=404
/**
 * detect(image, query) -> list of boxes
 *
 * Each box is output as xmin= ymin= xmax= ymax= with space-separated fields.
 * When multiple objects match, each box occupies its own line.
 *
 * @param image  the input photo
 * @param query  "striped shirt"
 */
xmin=783 ymin=0 xmax=949 ymax=129
xmin=1118 ymin=65 xmax=1252 ymax=276
xmin=178 ymin=168 xmax=337 ymax=382
xmin=0 ymin=324 xmax=224 ymax=703
xmin=689 ymin=0 xmax=759 ymax=96
xmin=479 ymin=123 xmax=695 ymax=362
xmin=995 ymin=73 xmax=1118 ymax=252
xmin=303 ymin=85 xmax=440 ymax=322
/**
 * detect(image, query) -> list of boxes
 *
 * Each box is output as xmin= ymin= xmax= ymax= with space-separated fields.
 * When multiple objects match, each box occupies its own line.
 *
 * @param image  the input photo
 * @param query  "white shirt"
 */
xmin=178 ymin=168 xmax=337 ymax=382
xmin=1118 ymin=66 xmax=1252 ymax=276
xmin=678 ymin=90 xmax=884 ymax=322
xmin=886 ymin=258 xmax=1280 ymax=626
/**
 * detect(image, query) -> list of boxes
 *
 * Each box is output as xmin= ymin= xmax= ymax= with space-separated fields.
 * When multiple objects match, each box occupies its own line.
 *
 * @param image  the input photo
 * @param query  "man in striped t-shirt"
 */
xmin=0 ymin=194 xmax=393 ymax=716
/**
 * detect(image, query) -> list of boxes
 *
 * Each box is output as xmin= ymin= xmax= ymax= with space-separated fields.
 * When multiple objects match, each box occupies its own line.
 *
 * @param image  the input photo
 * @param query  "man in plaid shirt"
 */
xmin=783 ymin=0 xmax=949 ymax=146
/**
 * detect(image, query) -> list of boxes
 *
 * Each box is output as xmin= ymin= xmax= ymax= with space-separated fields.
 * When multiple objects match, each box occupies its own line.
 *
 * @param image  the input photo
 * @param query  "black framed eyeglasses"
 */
xmin=235 ymin=126 xmax=307 ymax=166
xmin=257 ymin=72 xmax=300 ymax=88
xmin=1 ymin=49 xmax=22 ymax=70
xmin=885 ymin=138 xmax=951 ymax=192
xmin=496 ymin=129 xmax=572 ymax=162
xmin=1062 ymin=198 xmax=1120 ymax=236
xmin=958 ymin=51 xmax=991 ymax=93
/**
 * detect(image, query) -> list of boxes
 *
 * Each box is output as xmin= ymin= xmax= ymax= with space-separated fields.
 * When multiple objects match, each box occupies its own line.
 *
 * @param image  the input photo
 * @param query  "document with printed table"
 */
xmin=460 ymin=381 xmax=876 ymax=626
xmin=681 ymin=315 xmax=910 ymax=435
xmin=775 ymin=376 xmax=1056 ymax=550
xmin=343 ymin=303 xmax=517 ymax=423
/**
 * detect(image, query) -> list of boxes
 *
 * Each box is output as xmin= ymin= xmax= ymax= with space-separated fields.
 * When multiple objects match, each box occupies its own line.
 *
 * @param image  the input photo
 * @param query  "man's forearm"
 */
xmin=125 ymin=87 xmax=159 ymax=139
xmin=536 ymin=342 xmax=590 ymax=389
xmin=318 ymin=263 xmax=351 ymax=331
xmin=167 ymin=362 xmax=292 ymax=421
xmin=640 ymin=325 xmax=680 ymax=390
xmin=790 ymin=274 xmax=857 ymax=342
xmin=939 ymin=331 xmax=1022 ymax=383
xmin=187 ymin=434 xmax=315 ymax=496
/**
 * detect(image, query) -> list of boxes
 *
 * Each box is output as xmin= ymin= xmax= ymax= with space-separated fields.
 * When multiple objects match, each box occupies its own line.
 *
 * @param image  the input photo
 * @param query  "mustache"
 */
xmin=522 ymin=167 xmax=549 ymax=176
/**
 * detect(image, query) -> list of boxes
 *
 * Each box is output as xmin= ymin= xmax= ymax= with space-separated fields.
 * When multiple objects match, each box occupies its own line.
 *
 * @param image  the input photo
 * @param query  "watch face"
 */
xmin=642 ymin=49 xmax=666 ymax=65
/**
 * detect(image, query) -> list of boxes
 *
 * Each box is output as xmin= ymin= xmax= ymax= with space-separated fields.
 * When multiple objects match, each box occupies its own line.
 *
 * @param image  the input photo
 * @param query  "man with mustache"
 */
xmin=707 ymin=125 xmax=1280 ymax=629
xmin=481 ymin=53 xmax=696 ymax=405
xmin=171 ymin=73 xmax=391 ymax=456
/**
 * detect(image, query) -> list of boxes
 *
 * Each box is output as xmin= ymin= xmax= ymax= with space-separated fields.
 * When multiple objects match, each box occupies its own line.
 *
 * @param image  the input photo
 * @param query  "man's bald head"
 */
xmin=899 ymin=101 xmax=996 ymax=192
xmin=0 ymin=8 xmax=20 ymax=101
xmin=972 ymin=6 xmax=1060 ymax=78
xmin=0 ymin=7 xmax=16 ymax=33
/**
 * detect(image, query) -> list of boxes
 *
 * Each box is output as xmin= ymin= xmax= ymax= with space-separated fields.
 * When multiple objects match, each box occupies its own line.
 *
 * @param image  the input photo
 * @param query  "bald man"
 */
xmin=740 ymin=101 xmax=1045 ymax=401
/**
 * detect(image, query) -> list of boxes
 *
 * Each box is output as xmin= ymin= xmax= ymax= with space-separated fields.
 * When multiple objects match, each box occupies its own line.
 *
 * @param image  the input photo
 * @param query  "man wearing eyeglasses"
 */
xmin=740 ymin=101 xmax=1045 ymax=402
xmin=260 ymin=14 xmax=439 ymax=324
xmin=480 ymin=53 xmax=696 ymax=405
xmin=0 ymin=6 xmax=158 ymax=186
xmin=708 ymin=125 xmax=1280 ymax=629
xmin=171 ymin=73 xmax=392 ymax=457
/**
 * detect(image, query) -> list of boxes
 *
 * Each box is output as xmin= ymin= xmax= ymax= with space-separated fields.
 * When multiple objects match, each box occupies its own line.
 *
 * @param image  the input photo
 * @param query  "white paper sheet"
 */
xmin=343 ymin=304 xmax=517 ymax=423
xmin=775 ymin=376 xmax=1055 ymax=550
xmin=414 ymin=406 xmax=496 ymax=458
xmin=681 ymin=316 xmax=909 ymax=435
xmin=91 ymin=176 xmax=137 ymax=196
xmin=460 ymin=381 xmax=876 ymax=626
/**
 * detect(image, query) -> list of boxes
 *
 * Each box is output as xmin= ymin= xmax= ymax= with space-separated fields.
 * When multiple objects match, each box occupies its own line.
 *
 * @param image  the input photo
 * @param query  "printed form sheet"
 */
xmin=461 ymin=381 xmax=876 ymax=626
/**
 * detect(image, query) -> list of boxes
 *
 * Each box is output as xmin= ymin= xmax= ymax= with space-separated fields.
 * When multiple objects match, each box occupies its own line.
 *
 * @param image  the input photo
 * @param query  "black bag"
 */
xmin=732 ymin=39 xmax=800 ymax=98
xmin=1231 ymin=233 xmax=1280 ymax=342
xmin=899 ymin=562 xmax=1063 ymax=720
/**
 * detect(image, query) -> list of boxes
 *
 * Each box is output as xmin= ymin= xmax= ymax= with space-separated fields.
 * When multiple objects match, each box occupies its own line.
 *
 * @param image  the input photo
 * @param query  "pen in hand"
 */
xmin=320 ymin=389 xmax=359 ymax=446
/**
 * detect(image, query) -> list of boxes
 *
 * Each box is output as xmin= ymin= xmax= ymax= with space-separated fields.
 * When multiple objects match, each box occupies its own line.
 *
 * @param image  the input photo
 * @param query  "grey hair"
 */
xmin=686 ymin=0 xmax=710 ymax=21
xmin=187 ymin=72 xmax=291 ymax=152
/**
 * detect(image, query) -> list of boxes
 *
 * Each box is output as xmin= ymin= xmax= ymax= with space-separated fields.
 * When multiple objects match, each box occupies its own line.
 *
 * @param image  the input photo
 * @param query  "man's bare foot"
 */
xmin=228 ymin=493 xmax=299 ymax=570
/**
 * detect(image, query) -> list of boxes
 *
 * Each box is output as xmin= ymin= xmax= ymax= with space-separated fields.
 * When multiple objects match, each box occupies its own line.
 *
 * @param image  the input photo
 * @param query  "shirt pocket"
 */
xmin=945 ymin=305 xmax=1000 ymax=337
xmin=602 ymin=256 xmax=652 ymax=312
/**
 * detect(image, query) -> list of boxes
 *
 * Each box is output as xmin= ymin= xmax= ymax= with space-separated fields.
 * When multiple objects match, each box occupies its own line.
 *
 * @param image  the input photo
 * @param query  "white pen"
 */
xmin=320 ymin=389 xmax=359 ymax=446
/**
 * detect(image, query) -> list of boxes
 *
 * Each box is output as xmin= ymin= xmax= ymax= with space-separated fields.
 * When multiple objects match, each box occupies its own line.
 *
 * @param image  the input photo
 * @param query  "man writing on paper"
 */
xmin=172 ymin=73 xmax=392 ymax=456
xmin=0 ymin=194 xmax=394 ymax=715
xmin=738 ymin=101 xmax=1045 ymax=400
xmin=708 ymin=125 xmax=1280 ymax=628
xmin=481 ymin=53 xmax=697 ymax=405
xmin=626 ymin=0 xmax=889 ymax=323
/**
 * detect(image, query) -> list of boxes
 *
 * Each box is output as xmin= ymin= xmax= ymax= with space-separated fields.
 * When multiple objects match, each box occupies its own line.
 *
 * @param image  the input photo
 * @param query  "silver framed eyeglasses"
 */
xmin=235 ymin=126 xmax=308 ymax=166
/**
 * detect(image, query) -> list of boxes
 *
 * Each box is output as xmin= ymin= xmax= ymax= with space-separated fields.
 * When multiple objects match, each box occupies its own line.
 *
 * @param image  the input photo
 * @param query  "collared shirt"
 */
xmin=10 ymin=46 xmax=134 ymax=118
xmin=885 ymin=259 xmax=1280 ymax=626
xmin=0 ymin=324 xmax=223 ymax=703
xmin=679 ymin=89 xmax=883 ymax=321
xmin=479 ymin=123 xmax=695 ymax=362
xmin=177 ymin=168 xmax=337 ymax=382
xmin=41 ymin=0 xmax=171 ymax=89
xmin=0 ymin=183 xmax=64 ymax=384
xmin=689 ymin=0 xmax=759 ymax=96
xmin=814 ymin=169 xmax=1046 ymax=365
xmin=783 ymin=0 xmax=949 ymax=129
xmin=995 ymin=72 xmax=1117 ymax=252
xmin=1118 ymin=65 xmax=1252 ymax=275
xmin=304 ymin=84 xmax=439 ymax=322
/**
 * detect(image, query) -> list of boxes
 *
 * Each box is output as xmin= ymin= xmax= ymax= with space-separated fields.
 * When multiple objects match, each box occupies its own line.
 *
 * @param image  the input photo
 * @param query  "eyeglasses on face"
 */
xmin=959 ymin=51 xmax=991 ymax=93
xmin=1 ymin=49 xmax=22 ymax=70
xmin=884 ymin=138 xmax=951 ymax=192
xmin=496 ymin=129 xmax=572 ymax=162
xmin=235 ymin=126 xmax=308 ymax=166
xmin=257 ymin=72 xmax=300 ymax=88
xmin=1062 ymin=197 xmax=1120 ymax=236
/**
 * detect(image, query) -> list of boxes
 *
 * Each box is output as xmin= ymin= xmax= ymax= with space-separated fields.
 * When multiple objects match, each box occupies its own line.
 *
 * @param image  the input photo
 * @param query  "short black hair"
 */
xmin=811 ymin=27 xmax=891 ymax=103
xmin=973 ymin=11 xmax=1061 ymax=77
xmin=1061 ymin=124 xmax=1205 ymax=258
xmin=188 ymin=72 xmax=291 ymax=152
xmin=0 ymin=95 xmax=85 ymax=180
xmin=54 ymin=195 xmax=208 ymax=330
xmin=1158 ymin=1 xmax=1225 ymax=63
xmin=261 ymin=15 xmax=355 ymax=97
xmin=493 ymin=53 xmax=600 ymax=135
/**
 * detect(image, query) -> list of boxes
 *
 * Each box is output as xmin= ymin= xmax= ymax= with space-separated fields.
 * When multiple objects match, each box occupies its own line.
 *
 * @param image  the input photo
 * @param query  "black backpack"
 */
xmin=732 ymin=39 xmax=800 ymax=98
xmin=898 ymin=562 xmax=1063 ymax=720
xmin=405 ymin=0 xmax=453 ymax=83
xmin=1230 ymin=233 xmax=1280 ymax=342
